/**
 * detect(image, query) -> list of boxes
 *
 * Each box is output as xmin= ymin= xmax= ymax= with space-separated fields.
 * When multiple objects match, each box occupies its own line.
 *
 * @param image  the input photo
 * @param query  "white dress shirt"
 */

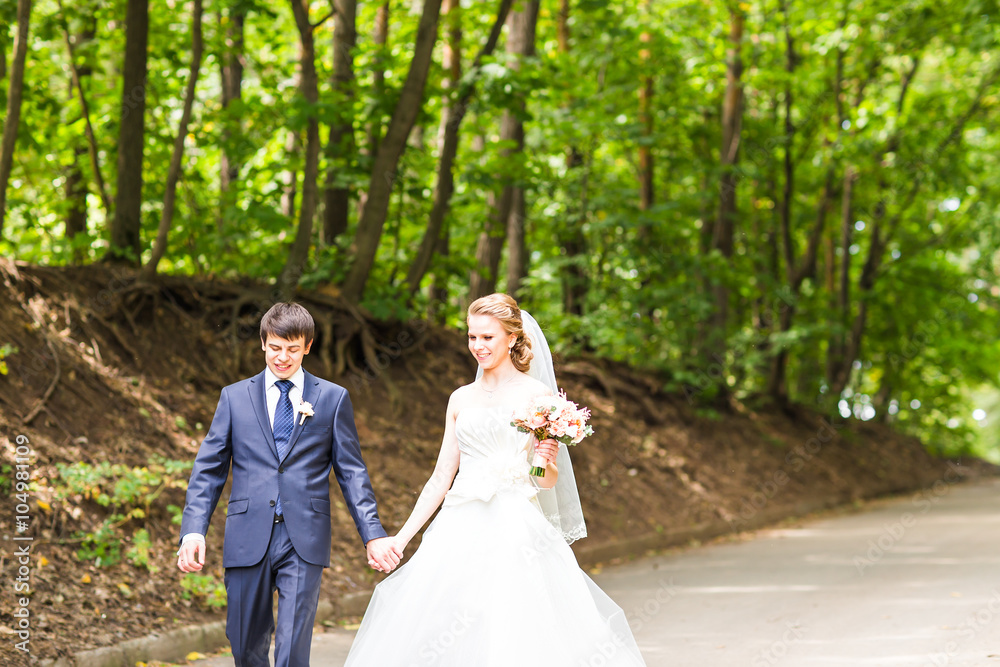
xmin=264 ymin=366 xmax=305 ymax=429
xmin=180 ymin=367 xmax=305 ymax=547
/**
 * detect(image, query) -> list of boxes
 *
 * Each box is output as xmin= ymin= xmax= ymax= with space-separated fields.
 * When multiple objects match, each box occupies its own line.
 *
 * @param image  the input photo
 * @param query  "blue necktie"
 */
xmin=273 ymin=379 xmax=294 ymax=516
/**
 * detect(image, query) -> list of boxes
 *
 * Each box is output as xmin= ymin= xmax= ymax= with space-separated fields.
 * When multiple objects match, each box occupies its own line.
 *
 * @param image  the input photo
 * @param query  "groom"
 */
xmin=177 ymin=302 xmax=400 ymax=667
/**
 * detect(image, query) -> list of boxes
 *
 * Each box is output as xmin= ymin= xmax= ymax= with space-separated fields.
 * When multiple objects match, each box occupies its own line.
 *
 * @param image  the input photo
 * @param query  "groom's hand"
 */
xmin=177 ymin=538 xmax=206 ymax=573
xmin=366 ymin=537 xmax=403 ymax=573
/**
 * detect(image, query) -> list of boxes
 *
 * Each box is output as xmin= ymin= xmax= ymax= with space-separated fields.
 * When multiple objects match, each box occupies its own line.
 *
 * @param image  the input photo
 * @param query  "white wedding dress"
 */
xmin=344 ymin=404 xmax=646 ymax=666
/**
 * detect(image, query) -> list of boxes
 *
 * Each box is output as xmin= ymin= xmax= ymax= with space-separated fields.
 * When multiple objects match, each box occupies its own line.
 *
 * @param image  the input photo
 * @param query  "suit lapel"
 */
xmin=248 ymin=371 xmax=279 ymax=461
xmin=285 ymin=370 xmax=323 ymax=457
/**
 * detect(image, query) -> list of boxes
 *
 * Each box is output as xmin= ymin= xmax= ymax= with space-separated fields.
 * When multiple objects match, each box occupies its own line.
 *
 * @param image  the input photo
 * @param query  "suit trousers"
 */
xmin=224 ymin=520 xmax=323 ymax=667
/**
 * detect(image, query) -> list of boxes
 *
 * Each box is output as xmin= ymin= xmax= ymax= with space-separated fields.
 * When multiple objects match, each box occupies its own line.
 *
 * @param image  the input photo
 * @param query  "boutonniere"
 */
xmin=296 ymin=400 xmax=315 ymax=425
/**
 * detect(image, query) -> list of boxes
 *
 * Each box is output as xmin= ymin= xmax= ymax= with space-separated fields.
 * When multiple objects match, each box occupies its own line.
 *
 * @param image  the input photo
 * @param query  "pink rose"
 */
xmin=565 ymin=422 xmax=581 ymax=441
xmin=528 ymin=413 xmax=548 ymax=429
xmin=552 ymin=415 xmax=574 ymax=437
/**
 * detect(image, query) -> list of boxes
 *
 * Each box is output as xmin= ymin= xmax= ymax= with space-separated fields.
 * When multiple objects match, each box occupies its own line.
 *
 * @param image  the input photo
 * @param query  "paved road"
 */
xmin=195 ymin=478 xmax=1000 ymax=666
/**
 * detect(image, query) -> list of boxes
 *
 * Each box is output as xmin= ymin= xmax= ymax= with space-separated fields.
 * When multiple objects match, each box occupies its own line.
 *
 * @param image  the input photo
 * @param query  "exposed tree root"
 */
xmin=23 ymin=335 xmax=60 ymax=425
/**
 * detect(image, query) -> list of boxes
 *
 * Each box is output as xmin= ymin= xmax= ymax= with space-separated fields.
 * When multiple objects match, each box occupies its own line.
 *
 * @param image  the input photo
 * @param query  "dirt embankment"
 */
xmin=0 ymin=262 xmax=990 ymax=664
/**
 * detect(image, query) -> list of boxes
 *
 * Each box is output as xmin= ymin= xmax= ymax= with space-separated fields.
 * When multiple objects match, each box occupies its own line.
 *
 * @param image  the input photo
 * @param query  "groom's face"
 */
xmin=262 ymin=334 xmax=312 ymax=379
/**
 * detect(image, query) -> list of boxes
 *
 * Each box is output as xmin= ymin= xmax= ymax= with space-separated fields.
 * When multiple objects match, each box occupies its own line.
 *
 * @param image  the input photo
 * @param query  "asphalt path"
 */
xmin=194 ymin=477 xmax=1000 ymax=666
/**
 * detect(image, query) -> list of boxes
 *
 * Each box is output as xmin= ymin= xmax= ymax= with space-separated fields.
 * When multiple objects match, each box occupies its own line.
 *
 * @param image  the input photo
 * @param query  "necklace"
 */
xmin=479 ymin=371 xmax=517 ymax=399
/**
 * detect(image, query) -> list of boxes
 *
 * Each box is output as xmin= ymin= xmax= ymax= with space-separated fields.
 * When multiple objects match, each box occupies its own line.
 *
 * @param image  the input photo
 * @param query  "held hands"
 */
xmin=366 ymin=536 xmax=405 ymax=573
xmin=176 ymin=539 xmax=206 ymax=573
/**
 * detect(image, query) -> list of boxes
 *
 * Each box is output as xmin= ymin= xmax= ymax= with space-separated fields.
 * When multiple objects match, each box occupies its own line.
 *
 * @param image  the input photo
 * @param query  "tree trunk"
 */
xmin=823 ymin=227 xmax=836 ymax=386
xmin=367 ymin=2 xmax=390 ymax=159
xmin=556 ymin=0 xmax=589 ymax=316
xmin=873 ymin=372 xmax=894 ymax=423
xmin=57 ymin=0 xmax=111 ymax=217
xmin=469 ymin=112 xmax=520 ymax=301
xmin=65 ymin=146 xmax=88 ymax=263
xmin=766 ymin=1 xmax=796 ymax=402
xmin=558 ymin=148 xmax=590 ymax=318
xmin=502 ymin=0 xmax=539 ymax=298
xmin=142 ymin=0 xmax=203 ymax=279
xmin=407 ymin=0 xmax=463 ymax=295
xmin=279 ymin=26 xmax=307 ymax=222
xmin=427 ymin=216 xmax=450 ymax=321
xmin=322 ymin=0 xmax=357 ymax=245
xmin=705 ymin=5 xmax=744 ymax=378
xmin=638 ymin=0 xmax=653 ymax=214
xmin=468 ymin=0 xmax=537 ymax=303
xmin=506 ymin=184 xmax=528 ymax=296
xmin=408 ymin=0 xmax=460 ymax=297
xmin=278 ymin=0 xmax=323 ymax=299
xmin=281 ymin=130 xmax=300 ymax=219
xmin=426 ymin=2 xmax=459 ymax=317
xmin=218 ymin=2 xmax=245 ymax=227
xmin=558 ymin=217 xmax=588 ymax=315
xmin=469 ymin=187 xmax=510 ymax=302
xmin=838 ymin=59 xmax=1000 ymax=400
xmin=357 ymin=2 xmax=390 ymax=221
xmin=341 ymin=0 xmax=443 ymax=304
xmin=405 ymin=0 xmax=514 ymax=296
xmin=107 ymin=0 xmax=149 ymax=264
xmin=826 ymin=165 xmax=855 ymax=390
xmin=828 ymin=59 xmax=926 ymax=397
xmin=62 ymin=11 xmax=97 ymax=261
xmin=469 ymin=130 xmax=506 ymax=302
xmin=771 ymin=163 xmax=833 ymax=394
xmin=0 ymin=0 xmax=32 ymax=238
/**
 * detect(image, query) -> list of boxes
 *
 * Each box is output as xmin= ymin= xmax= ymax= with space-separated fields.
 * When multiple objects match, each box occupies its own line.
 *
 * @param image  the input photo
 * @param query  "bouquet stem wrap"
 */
xmin=529 ymin=452 xmax=548 ymax=478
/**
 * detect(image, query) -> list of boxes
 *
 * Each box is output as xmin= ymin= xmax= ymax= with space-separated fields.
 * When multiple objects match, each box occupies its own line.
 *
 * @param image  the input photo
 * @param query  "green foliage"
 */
xmin=0 ymin=464 xmax=12 ymax=497
xmin=125 ymin=528 xmax=158 ymax=573
xmin=0 ymin=344 xmax=18 ymax=376
xmin=167 ymin=504 xmax=185 ymax=526
xmin=3 ymin=0 xmax=1000 ymax=458
xmin=54 ymin=457 xmax=192 ymax=568
xmin=54 ymin=456 xmax=191 ymax=512
xmin=74 ymin=519 xmax=122 ymax=567
xmin=180 ymin=573 xmax=228 ymax=610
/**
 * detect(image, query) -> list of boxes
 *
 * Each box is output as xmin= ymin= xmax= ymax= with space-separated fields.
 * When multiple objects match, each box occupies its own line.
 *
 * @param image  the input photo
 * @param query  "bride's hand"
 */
xmin=534 ymin=437 xmax=560 ymax=465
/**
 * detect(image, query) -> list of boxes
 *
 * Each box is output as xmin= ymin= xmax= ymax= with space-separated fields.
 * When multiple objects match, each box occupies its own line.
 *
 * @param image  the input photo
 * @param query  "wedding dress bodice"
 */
xmin=444 ymin=404 xmax=537 ymax=507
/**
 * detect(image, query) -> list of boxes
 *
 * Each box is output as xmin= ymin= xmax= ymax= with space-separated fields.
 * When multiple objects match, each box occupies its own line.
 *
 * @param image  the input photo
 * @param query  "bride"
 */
xmin=344 ymin=293 xmax=646 ymax=666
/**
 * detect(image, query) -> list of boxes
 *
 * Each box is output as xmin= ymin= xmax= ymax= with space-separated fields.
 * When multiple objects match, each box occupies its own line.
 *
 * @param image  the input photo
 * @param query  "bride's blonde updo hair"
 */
xmin=467 ymin=293 xmax=533 ymax=372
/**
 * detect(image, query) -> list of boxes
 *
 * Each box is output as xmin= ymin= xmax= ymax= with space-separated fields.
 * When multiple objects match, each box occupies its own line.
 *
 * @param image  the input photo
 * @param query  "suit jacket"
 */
xmin=179 ymin=369 xmax=387 ymax=568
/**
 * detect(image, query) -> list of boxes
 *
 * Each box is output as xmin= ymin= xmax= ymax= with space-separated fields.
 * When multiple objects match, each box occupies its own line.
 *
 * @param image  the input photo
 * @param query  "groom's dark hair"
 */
xmin=260 ymin=303 xmax=315 ymax=344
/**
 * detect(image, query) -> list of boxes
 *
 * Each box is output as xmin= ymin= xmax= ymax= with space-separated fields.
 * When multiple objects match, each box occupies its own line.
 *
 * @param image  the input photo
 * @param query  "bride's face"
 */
xmin=467 ymin=314 xmax=515 ymax=370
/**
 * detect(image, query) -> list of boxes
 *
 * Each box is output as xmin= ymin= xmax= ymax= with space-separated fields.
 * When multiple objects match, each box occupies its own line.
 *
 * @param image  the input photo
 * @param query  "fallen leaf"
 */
xmin=186 ymin=652 xmax=207 ymax=661
xmin=80 ymin=574 xmax=92 ymax=584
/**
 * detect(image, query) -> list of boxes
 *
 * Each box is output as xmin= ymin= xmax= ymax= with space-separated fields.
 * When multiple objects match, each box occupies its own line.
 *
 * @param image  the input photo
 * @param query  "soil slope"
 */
xmin=0 ymin=261 xmax=989 ymax=665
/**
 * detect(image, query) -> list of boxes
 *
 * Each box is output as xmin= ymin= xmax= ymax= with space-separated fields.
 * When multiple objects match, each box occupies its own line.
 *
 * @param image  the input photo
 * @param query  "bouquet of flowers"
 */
xmin=510 ymin=391 xmax=594 ymax=477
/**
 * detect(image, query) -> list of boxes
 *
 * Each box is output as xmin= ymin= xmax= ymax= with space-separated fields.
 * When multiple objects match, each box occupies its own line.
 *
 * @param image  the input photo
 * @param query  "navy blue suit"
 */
xmin=180 ymin=369 xmax=386 ymax=666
